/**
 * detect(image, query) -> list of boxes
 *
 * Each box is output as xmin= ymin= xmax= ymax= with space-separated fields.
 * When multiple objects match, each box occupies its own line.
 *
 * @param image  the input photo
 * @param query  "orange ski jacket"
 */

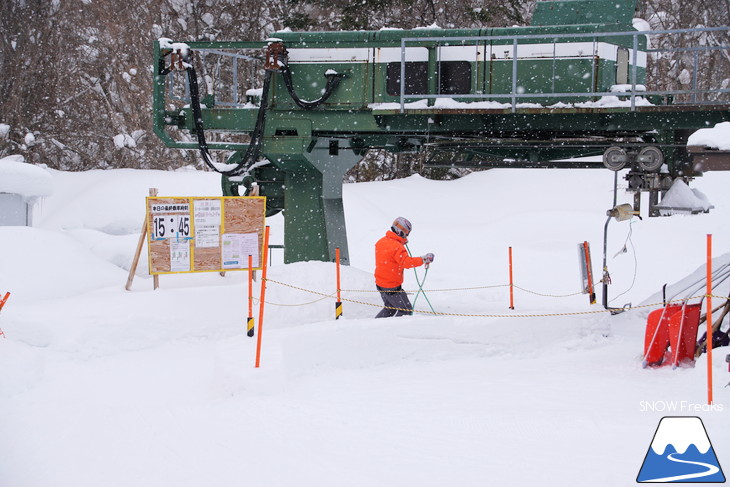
xmin=374 ymin=231 xmax=424 ymax=288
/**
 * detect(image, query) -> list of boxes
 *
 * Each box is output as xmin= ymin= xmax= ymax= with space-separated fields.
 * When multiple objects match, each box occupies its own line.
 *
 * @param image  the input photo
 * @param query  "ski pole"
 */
xmin=405 ymin=245 xmax=435 ymax=313
xmin=414 ymin=265 xmax=435 ymax=313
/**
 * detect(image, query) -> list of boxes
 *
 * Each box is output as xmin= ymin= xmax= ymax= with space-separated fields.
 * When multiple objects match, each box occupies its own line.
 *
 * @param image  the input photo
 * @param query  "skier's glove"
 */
xmin=421 ymin=253 xmax=434 ymax=264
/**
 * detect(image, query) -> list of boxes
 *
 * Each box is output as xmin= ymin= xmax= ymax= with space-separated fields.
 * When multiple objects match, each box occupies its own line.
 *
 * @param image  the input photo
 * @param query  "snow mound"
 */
xmin=0 ymin=155 xmax=53 ymax=198
xmin=0 ymin=227 xmax=127 ymax=302
xmin=38 ymin=167 xmax=221 ymax=234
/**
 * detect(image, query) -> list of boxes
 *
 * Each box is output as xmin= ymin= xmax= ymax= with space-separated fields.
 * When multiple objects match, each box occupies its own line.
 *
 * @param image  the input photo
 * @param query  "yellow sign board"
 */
xmin=146 ymin=196 xmax=266 ymax=275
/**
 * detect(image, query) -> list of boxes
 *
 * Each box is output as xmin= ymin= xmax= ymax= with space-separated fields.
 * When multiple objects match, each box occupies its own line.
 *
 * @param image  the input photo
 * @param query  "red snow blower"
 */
xmin=642 ymin=303 xmax=702 ymax=368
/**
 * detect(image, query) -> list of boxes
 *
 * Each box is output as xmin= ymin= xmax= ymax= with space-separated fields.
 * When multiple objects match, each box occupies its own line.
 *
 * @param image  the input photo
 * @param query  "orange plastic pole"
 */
xmin=583 ymin=241 xmax=596 ymax=305
xmin=247 ymin=254 xmax=254 ymax=337
xmin=706 ymin=234 xmax=713 ymax=404
xmin=255 ymin=226 xmax=270 ymax=368
xmin=336 ymin=248 xmax=341 ymax=302
xmin=508 ymin=247 xmax=515 ymax=309
xmin=0 ymin=292 xmax=9 ymax=339
xmin=335 ymin=247 xmax=342 ymax=319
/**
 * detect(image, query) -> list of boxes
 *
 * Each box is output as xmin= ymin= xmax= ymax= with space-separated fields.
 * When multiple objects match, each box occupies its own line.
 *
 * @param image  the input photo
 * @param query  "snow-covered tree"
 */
xmin=1 ymin=0 xmax=727 ymax=182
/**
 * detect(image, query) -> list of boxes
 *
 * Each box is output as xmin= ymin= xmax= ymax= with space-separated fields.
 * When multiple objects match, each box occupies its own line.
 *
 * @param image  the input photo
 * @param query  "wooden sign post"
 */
xmin=126 ymin=188 xmax=158 ymax=291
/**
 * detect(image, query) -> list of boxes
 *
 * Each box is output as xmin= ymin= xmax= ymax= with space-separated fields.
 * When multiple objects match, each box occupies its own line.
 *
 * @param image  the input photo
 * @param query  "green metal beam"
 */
xmin=151 ymin=21 xmax=729 ymax=264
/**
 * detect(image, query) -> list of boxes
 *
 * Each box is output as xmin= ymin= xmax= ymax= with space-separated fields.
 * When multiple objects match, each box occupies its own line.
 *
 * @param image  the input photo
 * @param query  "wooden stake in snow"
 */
xmin=126 ymin=188 xmax=158 ymax=291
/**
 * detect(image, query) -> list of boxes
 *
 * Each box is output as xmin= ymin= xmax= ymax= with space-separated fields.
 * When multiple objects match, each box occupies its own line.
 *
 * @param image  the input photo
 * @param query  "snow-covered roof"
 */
xmin=0 ymin=155 xmax=54 ymax=198
xmin=687 ymin=121 xmax=730 ymax=150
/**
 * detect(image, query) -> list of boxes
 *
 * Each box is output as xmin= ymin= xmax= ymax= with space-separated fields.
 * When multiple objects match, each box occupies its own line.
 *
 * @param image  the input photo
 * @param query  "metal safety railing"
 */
xmin=160 ymin=27 xmax=730 ymax=115
xmin=398 ymin=26 xmax=730 ymax=113
xmin=167 ymin=49 xmax=263 ymax=108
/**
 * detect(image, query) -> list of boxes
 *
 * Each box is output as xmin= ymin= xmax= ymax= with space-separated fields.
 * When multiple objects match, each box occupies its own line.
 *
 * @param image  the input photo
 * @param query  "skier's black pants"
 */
xmin=375 ymin=285 xmax=412 ymax=318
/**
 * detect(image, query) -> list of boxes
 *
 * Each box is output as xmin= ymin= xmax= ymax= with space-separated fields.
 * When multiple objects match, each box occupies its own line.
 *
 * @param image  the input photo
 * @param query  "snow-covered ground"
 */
xmin=1 ymin=162 xmax=728 ymax=486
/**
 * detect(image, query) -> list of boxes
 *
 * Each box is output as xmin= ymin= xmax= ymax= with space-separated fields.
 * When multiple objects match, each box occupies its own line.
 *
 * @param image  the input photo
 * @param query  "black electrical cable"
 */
xmin=279 ymin=61 xmax=345 ymax=110
xmin=181 ymin=52 xmax=343 ymax=176
xmin=185 ymin=65 xmax=271 ymax=176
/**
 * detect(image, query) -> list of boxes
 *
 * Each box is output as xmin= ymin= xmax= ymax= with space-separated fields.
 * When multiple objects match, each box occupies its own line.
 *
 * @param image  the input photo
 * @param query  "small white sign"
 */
xmin=195 ymin=225 xmax=219 ymax=248
xmin=170 ymin=240 xmax=190 ymax=272
xmin=193 ymin=200 xmax=221 ymax=248
xmin=194 ymin=199 xmax=221 ymax=225
xmin=221 ymin=233 xmax=259 ymax=269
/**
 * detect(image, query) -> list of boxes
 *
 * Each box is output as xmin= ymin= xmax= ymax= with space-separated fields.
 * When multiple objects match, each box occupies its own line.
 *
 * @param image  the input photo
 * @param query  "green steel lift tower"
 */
xmin=153 ymin=0 xmax=730 ymax=264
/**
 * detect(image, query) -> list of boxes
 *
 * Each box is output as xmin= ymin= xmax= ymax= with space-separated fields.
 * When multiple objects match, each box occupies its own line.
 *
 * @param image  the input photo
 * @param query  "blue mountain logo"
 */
xmin=637 ymin=416 xmax=725 ymax=483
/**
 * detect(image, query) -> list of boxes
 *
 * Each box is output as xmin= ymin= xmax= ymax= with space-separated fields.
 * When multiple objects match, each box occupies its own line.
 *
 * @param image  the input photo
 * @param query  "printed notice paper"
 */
xmin=170 ymin=240 xmax=191 ymax=272
xmin=193 ymin=200 xmax=221 ymax=248
xmin=221 ymin=233 xmax=259 ymax=269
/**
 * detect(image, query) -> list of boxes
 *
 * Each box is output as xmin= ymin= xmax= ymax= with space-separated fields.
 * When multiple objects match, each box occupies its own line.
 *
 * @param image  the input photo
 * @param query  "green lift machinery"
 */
xmin=152 ymin=0 xmax=730 ymax=265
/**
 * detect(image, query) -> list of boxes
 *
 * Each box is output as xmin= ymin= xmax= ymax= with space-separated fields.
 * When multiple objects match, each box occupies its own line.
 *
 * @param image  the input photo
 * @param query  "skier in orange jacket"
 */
xmin=374 ymin=217 xmax=434 ymax=318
